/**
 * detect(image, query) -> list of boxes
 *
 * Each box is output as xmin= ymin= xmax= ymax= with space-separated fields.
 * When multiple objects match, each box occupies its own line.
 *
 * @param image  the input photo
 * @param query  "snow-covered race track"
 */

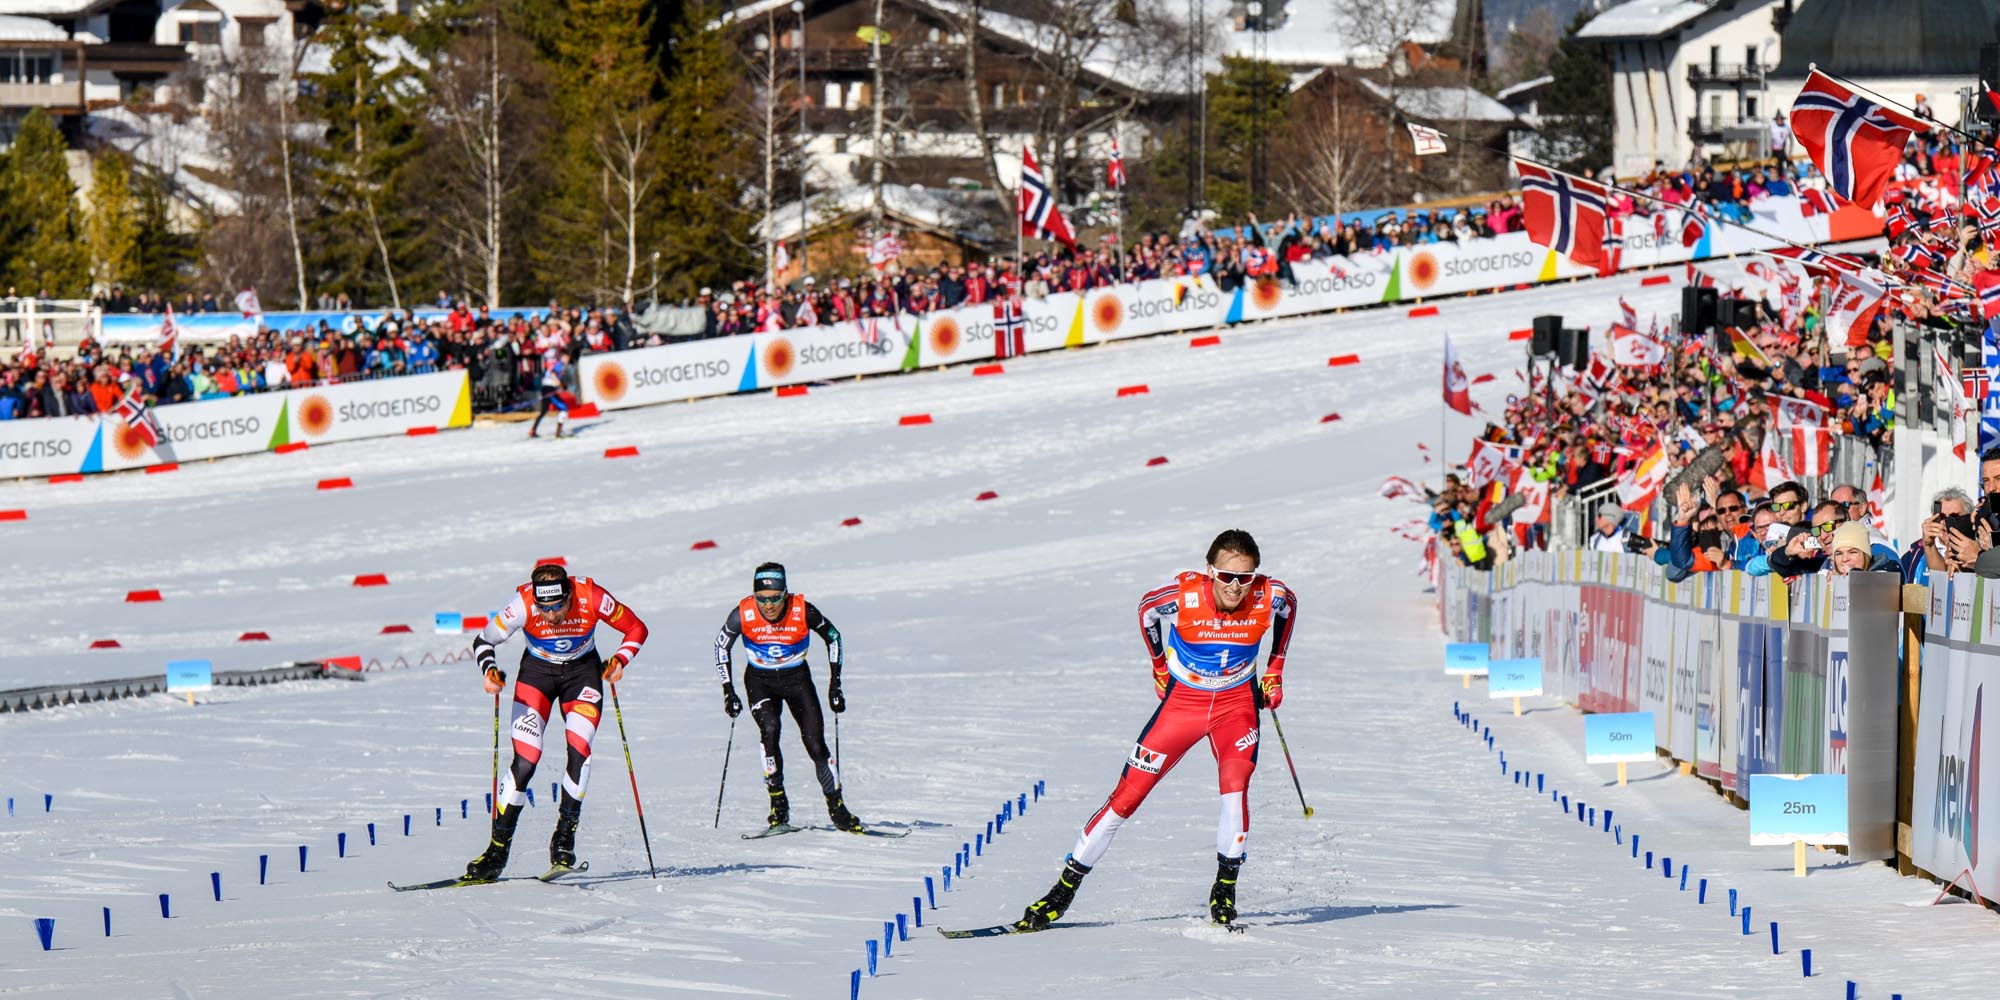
xmin=4 ymin=275 xmax=1995 ymax=997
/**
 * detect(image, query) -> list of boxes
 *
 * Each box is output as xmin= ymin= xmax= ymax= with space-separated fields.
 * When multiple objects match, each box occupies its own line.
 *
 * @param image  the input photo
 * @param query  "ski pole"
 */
xmin=1267 ymin=708 xmax=1314 ymax=819
xmin=714 ymin=715 xmax=736 ymax=829
xmin=833 ymin=709 xmax=841 ymax=775
xmin=606 ymin=683 xmax=657 ymax=878
xmin=490 ymin=688 xmax=501 ymax=820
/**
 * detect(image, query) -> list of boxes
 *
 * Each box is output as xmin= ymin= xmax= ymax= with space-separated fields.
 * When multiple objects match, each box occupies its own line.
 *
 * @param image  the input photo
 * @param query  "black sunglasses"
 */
xmin=754 ymin=592 xmax=788 ymax=605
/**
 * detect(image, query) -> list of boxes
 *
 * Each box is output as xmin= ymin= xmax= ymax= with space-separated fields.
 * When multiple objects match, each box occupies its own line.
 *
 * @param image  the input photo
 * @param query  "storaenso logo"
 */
xmin=1442 ymin=250 xmax=1537 ymax=277
xmin=1292 ymin=272 xmax=1375 ymax=296
xmin=798 ymin=338 xmax=892 ymax=366
xmin=1130 ymin=290 xmax=1223 ymax=317
xmin=339 ymin=394 xmax=443 ymax=422
xmin=0 ymin=437 xmax=72 ymax=460
xmin=1933 ymin=684 xmax=1981 ymax=867
xmin=633 ymin=358 xmax=733 ymax=386
xmin=158 ymin=415 xmax=261 ymax=442
xmin=1622 ymin=230 xmax=1671 ymax=252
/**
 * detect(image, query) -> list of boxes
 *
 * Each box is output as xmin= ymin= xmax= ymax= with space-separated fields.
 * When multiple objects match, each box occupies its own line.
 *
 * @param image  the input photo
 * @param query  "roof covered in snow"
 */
xmin=1353 ymin=77 xmax=1517 ymax=123
xmin=760 ymin=183 xmax=998 ymax=244
xmin=1494 ymin=74 xmax=1552 ymax=103
xmin=1575 ymin=0 xmax=1710 ymax=40
xmin=0 ymin=11 xmax=67 ymax=39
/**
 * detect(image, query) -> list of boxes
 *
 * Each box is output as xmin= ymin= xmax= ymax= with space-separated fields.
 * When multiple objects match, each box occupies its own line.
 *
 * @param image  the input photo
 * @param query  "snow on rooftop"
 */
xmin=0 ymin=0 xmax=101 ymax=17
xmin=1354 ymin=77 xmax=1517 ymax=123
xmin=1204 ymin=0 xmax=1457 ymax=68
xmin=1495 ymin=74 xmax=1552 ymax=103
xmin=760 ymin=183 xmax=997 ymax=243
xmin=0 ymin=11 xmax=66 ymax=39
xmin=1575 ymin=0 xmax=1709 ymax=40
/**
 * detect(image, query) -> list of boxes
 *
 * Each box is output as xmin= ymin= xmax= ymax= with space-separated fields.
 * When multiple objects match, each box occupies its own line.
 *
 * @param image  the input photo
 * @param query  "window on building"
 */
xmin=833 ymin=136 xmax=848 ymax=154
xmin=824 ymin=81 xmax=840 ymax=108
xmin=178 ymin=20 xmax=221 ymax=46
xmin=1746 ymin=45 xmax=1757 ymax=71
xmin=0 ymin=51 xmax=55 ymax=84
xmin=1709 ymin=93 xmax=1722 ymax=126
xmin=240 ymin=18 xmax=269 ymax=48
xmin=992 ymin=82 xmax=1005 ymax=107
xmin=1744 ymin=95 xmax=1757 ymax=119
xmin=1707 ymin=45 xmax=1719 ymax=74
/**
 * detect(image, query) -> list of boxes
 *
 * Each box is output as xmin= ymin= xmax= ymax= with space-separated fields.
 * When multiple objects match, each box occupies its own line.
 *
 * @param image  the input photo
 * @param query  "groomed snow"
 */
xmin=3 ymin=271 xmax=1997 ymax=997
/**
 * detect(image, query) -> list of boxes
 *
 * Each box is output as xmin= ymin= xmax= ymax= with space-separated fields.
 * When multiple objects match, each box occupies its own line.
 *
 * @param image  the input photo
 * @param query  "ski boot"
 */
xmin=464 ymin=803 xmax=521 ymax=881
xmin=1016 ymin=858 xmax=1091 ymax=931
xmin=766 ymin=782 xmax=791 ymax=829
xmin=1209 ymin=854 xmax=1243 ymax=927
xmin=550 ymin=799 xmax=582 ymax=870
xmin=826 ymin=791 xmax=864 ymax=833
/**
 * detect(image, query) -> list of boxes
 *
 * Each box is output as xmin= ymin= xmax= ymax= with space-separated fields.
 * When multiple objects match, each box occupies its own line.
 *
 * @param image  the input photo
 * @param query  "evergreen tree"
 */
xmin=131 ymin=166 xmax=195 ymax=295
xmin=0 ymin=109 xmax=88 ymax=296
xmin=87 ymin=151 xmax=141 ymax=292
xmin=654 ymin=0 xmax=754 ymax=300
xmin=1536 ymin=11 xmax=1614 ymax=174
xmin=1202 ymin=56 xmax=1291 ymax=222
xmin=301 ymin=2 xmax=433 ymax=309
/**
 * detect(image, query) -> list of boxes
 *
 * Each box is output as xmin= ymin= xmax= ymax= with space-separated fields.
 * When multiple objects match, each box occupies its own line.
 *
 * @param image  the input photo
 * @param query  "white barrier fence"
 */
xmin=1441 ymin=550 xmax=1900 ymax=859
xmin=0 ymin=370 xmax=473 ymax=478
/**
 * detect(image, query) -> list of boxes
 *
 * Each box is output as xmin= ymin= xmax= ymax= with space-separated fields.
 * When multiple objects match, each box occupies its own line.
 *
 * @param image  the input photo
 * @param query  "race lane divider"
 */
xmin=1447 ymin=694 xmax=1882 ymax=998
xmin=848 ymin=778 xmax=1047 ymax=998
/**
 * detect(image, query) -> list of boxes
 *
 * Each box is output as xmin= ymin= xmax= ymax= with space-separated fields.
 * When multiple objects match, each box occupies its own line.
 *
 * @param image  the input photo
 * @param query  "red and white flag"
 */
xmin=1407 ymin=122 xmax=1449 ymax=156
xmin=1790 ymin=68 xmax=1930 ymax=209
xmin=1465 ymin=438 xmax=1521 ymax=488
xmin=1508 ymin=469 xmax=1552 ymax=525
xmin=1610 ymin=324 xmax=1668 ymax=367
xmin=1825 ymin=273 xmax=1886 ymax=346
xmin=867 ymin=232 xmax=903 ymax=271
xmin=1018 ymin=145 xmax=1077 ymax=249
xmin=1615 ymin=443 xmax=1668 ymax=510
xmin=1799 ymin=187 xmax=1837 ymax=216
xmin=1378 ymin=475 xmax=1424 ymax=501
xmin=1618 ymin=296 xmax=1637 ymax=328
xmin=1442 ymin=334 xmax=1473 ymax=415
xmin=1867 ymin=471 xmax=1889 ymax=532
xmin=158 ymin=301 xmax=180 ymax=360
xmin=1107 ymin=135 xmax=1126 ymax=190
xmin=1768 ymin=393 xmax=1832 ymax=477
xmin=235 ymin=288 xmax=262 ymax=319
xmin=1515 ymin=160 xmax=1608 ymax=268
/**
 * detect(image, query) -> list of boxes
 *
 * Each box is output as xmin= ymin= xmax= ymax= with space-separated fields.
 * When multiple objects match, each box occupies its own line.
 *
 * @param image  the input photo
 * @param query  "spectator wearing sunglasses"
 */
xmin=713 ymin=562 xmax=865 ymax=835
xmin=1767 ymin=499 xmax=1840 ymax=577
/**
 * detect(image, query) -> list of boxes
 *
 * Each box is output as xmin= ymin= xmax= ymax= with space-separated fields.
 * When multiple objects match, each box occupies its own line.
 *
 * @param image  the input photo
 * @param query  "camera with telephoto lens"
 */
xmin=1624 ymin=533 xmax=1654 ymax=554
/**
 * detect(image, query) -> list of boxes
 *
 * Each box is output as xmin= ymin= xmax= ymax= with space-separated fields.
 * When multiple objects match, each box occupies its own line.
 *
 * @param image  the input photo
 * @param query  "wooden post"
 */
xmin=1617 ymin=761 xmax=1628 ymax=787
xmin=1462 ymin=674 xmax=1471 ymax=689
xmin=186 ymin=692 xmax=195 ymax=708
xmin=1794 ymin=840 xmax=1807 ymax=878
xmin=1899 ymin=584 xmax=1927 ymax=877
xmin=1678 ymin=761 xmax=1693 ymax=776
xmin=1512 ymin=696 xmax=1521 ymax=717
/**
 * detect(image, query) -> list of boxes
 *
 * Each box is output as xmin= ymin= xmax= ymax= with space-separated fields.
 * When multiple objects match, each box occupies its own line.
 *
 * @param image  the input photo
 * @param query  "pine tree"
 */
xmin=131 ymin=166 xmax=195 ymax=295
xmin=87 ymin=151 xmax=141 ymax=292
xmin=0 ymin=109 xmax=88 ymax=296
xmin=1203 ymin=56 xmax=1291 ymax=222
xmin=654 ymin=0 xmax=753 ymax=300
xmin=1536 ymin=11 xmax=1615 ymax=175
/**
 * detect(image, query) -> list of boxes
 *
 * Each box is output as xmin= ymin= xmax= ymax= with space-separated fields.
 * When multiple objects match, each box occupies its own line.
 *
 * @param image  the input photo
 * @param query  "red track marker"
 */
xmin=1321 ymin=413 xmax=1342 ymax=423
xmin=406 ymin=426 xmax=439 ymax=436
xmin=604 ymin=445 xmax=640 ymax=459
xmin=0 ymin=509 xmax=24 ymax=521
xmin=238 ymin=631 xmax=271 ymax=642
xmin=973 ymin=364 xmax=1005 ymax=376
xmin=1326 ymin=354 xmax=1361 ymax=367
xmin=898 ymin=413 xmax=934 ymax=426
xmin=275 ymin=442 xmax=310 ymax=454
xmin=48 ymin=473 xmax=83 ymax=484
xmin=1189 ymin=334 xmax=1221 ymax=348
xmin=317 ymin=477 xmax=353 ymax=491
xmin=380 ymin=624 xmax=413 ymax=634
xmin=1508 ymin=329 xmax=1532 ymax=341
xmin=690 ymin=540 xmax=718 ymax=551
xmin=537 ymin=556 xmax=568 ymax=567
xmin=1146 ymin=456 xmax=1169 ymax=467
xmin=1641 ymin=274 xmax=1673 ymax=286
xmin=1408 ymin=305 xmax=1440 ymax=318
xmin=353 ymin=573 xmax=390 ymax=587
xmin=1117 ymin=384 xmax=1150 ymax=397
xmin=974 ymin=490 xmax=999 ymax=501
xmin=89 ymin=639 xmax=122 ymax=649
xmin=125 ymin=589 xmax=162 ymax=603
xmin=841 ymin=517 xmax=863 ymax=527
xmin=777 ymin=385 xmax=808 ymax=397
xmin=145 ymin=463 xmax=178 ymax=474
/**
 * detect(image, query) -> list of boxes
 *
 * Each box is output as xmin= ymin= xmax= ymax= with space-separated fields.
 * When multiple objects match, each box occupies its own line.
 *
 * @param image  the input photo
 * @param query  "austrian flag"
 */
xmin=1789 ymin=69 xmax=1929 ymax=209
xmin=1515 ymin=160 xmax=1608 ymax=268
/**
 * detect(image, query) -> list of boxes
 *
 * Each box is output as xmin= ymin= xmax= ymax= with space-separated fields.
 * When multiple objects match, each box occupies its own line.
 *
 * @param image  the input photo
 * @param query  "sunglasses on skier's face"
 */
xmin=1210 ymin=568 xmax=1257 ymax=587
xmin=754 ymin=591 xmax=787 ymax=606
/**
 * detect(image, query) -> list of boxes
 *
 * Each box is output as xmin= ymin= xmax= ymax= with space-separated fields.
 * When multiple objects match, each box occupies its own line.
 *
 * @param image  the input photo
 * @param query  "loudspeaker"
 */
xmin=1719 ymin=297 xmax=1762 ymax=330
xmin=1680 ymin=286 xmax=1718 ymax=336
xmin=1531 ymin=314 xmax=1562 ymax=356
xmin=1559 ymin=327 xmax=1589 ymax=370
xmin=1981 ymin=44 xmax=2000 ymax=122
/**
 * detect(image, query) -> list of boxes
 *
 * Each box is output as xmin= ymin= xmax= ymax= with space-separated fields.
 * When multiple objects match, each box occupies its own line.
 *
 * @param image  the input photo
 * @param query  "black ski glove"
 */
xmin=828 ymin=680 xmax=846 ymax=714
xmin=724 ymin=684 xmax=743 ymax=718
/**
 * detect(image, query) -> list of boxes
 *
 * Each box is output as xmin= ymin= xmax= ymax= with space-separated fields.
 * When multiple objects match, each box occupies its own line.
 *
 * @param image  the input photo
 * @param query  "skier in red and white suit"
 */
xmin=462 ymin=563 xmax=649 ymax=880
xmin=1017 ymin=529 xmax=1295 ymax=930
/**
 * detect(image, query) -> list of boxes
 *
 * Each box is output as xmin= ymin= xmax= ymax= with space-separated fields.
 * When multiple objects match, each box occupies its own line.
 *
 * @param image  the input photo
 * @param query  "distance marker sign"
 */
xmin=1486 ymin=658 xmax=1544 ymax=697
xmin=1583 ymin=712 xmax=1655 ymax=764
xmin=1444 ymin=643 xmax=1489 ymax=676
xmin=1748 ymin=774 xmax=1848 ymax=847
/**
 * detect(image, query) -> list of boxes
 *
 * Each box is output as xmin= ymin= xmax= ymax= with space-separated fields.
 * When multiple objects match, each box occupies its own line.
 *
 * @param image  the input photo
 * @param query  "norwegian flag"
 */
xmin=1107 ymin=135 xmax=1125 ymax=190
xmin=1909 ymin=267 xmax=1970 ymax=301
xmin=1442 ymin=334 xmax=1473 ymax=415
xmin=1974 ymin=268 xmax=2000 ymax=320
xmin=158 ymin=301 xmax=180 ymax=360
xmin=1678 ymin=202 xmax=1708 ymax=247
xmin=1769 ymin=393 xmax=1833 ymax=477
xmin=1884 ymin=202 xmax=1914 ymax=239
xmin=857 ymin=316 xmax=883 ymax=346
xmin=1927 ymin=210 xmax=1959 ymax=239
xmin=1790 ymin=69 xmax=1930 ymax=209
xmin=1799 ymin=187 xmax=1837 ymax=216
xmin=111 ymin=386 xmax=161 ymax=450
xmin=1968 ymin=144 xmax=2000 ymax=197
xmin=1891 ymin=240 xmax=1948 ymax=272
xmin=1597 ymin=214 xmax=1623 ymax=278
xmin=1516 ymin=160 xmax=1607 ymax=268
xmin=1976 ymin=195 xmax=2000 ymax=244
xmin=1686 ymin=261 xmax=1717 ymax=288
xmin=1017 ymin=145 xmax=1077 ymax=249
xmin=993 ymin=297 xmax=1026 ymax=359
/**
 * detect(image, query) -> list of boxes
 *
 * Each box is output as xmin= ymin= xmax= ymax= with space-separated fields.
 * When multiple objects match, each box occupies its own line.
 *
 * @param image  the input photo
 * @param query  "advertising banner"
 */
xmin=0 ymin=369 xmax=471 ymax=478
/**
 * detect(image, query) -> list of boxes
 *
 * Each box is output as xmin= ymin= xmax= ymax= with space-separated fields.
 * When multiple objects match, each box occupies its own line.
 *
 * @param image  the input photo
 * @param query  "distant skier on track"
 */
xmin=1016 ymin=529 xmax=1295 ymax=931
xmin=715 ymin=562 xmax=867 ymax=834
xmin=462 ymin=563 xmax=650 ymax=882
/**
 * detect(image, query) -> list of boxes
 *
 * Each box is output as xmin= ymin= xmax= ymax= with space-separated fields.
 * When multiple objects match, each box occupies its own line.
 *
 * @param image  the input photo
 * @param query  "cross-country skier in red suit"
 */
xmin=463 ymin=563 xmax=649 ymax=880
xmin=1017 ymin=529 xmax=1295 ymax=930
